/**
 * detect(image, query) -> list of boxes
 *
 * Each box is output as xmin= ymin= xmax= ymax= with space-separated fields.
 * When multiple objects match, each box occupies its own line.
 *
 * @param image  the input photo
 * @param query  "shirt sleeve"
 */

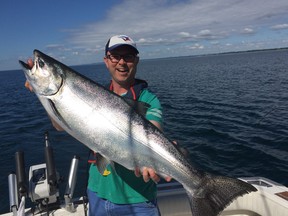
xmin=138 ymin=89 xmax=163 ymax=125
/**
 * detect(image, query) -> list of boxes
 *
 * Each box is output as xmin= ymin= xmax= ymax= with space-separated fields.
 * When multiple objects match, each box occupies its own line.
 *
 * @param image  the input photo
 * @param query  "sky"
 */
xmin=1 ymin=0 xmax=288 ymax=71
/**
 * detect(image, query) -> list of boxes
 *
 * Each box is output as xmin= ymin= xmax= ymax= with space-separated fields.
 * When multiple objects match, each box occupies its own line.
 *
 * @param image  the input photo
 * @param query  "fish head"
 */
xmin=19 ymin=49 xmax=63 ymax=96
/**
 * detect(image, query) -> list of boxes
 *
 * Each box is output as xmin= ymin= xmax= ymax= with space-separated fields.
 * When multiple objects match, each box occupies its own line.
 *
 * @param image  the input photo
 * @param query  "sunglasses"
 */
xmin=106 ymin=54 xmax=137 ymax=63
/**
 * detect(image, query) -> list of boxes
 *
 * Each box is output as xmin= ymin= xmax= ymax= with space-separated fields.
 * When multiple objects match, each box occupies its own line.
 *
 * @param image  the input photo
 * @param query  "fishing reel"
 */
xmin=28 ymin=163 xmax=60 ymax=206
xmin=8 ymin=132 xmax=80 ymax=215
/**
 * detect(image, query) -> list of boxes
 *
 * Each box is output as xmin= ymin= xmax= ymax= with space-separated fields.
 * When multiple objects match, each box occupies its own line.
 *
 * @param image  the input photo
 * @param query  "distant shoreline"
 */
xmin=202 ymin=46 xmax=288 ymax=56
xmin=2 ymin=47 xmax=288 ymax=72
xmin=141 ymin=47 xmax=288 ymax=62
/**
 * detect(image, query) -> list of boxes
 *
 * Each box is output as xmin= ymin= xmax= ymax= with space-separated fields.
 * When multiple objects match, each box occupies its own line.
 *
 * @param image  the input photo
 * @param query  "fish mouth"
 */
xmin=19 ymin=60 xmax=31 ymax=70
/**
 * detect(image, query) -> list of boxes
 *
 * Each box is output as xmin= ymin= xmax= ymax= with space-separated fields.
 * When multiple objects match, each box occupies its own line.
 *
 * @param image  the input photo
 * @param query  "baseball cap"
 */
xmin=105 ymin=35 xmax=139 ymax=55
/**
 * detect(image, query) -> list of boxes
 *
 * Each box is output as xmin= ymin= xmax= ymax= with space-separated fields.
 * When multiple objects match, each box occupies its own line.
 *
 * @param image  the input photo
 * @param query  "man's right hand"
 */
xmin=24 ymin=59 xmax=34 ymax=92
xmin=25 ymin=81 xmax=33 ymax=92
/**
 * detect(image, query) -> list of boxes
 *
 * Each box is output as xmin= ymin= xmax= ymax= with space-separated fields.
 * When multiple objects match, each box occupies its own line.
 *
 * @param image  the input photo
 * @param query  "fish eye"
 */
xmin=38 ymin=58 xmax=45 ymax=68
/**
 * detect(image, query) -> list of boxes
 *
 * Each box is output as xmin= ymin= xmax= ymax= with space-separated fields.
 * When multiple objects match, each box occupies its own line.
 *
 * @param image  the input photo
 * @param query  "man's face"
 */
xmin=104 ymin=45 xmax=139 ymax=86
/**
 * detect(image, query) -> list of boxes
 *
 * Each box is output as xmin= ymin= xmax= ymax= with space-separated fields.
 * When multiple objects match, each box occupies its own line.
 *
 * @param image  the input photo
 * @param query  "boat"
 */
xmin=2 ymin=133 xmax=288 ymax=216
xmin=157 ymin=177 xmax=288 ymax=216
xmin=2 ymin=177 xmax=288 ymax=216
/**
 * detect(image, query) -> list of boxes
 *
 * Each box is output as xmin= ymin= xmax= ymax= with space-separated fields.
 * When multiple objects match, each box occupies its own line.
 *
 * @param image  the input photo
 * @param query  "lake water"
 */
xmin=0 ymin=49 xmax=287 ymax=213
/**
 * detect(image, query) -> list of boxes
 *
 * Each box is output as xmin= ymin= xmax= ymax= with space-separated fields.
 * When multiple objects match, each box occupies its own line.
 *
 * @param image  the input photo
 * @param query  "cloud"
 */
xmin=179 ymin=32 xmax=190 ymax=38
xmin=271 ymin=24 xmax=288 ymax=30
xmin=241 ymin=28 xmax=255 ymax=34
xmin=198 ymin=30 xmax=212 ymax=36
xmin=46 ymin=44 xmax=69 ymax=51
xmin=1 ymin=0 xmax=287 ymax=70
xmin=188 ymin=43 xmax=204 ymax=50
xmin=64 ymin=0 xmax=288 ymax=62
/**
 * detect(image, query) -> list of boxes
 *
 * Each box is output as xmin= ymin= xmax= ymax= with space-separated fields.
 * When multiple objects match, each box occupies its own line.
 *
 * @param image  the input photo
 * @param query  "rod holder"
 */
xmin=15 ymin=151 xmax=27 ymax=197
xmin=8 ymin=173 xmax=18 ymax=215
xmin=64 ymin=155 xmax=79 ymax=212
xmin=65 ymin=155 xmax=79 ymax=197
xmin=44 ymin=132 xmax=57 ymax=192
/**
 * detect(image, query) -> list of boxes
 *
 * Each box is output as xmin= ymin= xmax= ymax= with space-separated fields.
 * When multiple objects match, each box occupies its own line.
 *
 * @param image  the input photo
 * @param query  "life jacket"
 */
xmin=108 ymin=79 xmax=148 ymax=100
xmin=88 ymin=79 xmax=149 ymax=164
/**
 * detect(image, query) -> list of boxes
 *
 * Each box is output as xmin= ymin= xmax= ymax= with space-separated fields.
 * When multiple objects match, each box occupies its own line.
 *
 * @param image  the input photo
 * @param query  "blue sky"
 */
xmin=1 ymin=0 xmax=288 ymax=71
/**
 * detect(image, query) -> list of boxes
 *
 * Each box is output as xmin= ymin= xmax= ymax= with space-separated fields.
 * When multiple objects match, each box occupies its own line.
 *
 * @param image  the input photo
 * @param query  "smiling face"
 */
xmin=104 ymin=45 xmax=139 ymax=89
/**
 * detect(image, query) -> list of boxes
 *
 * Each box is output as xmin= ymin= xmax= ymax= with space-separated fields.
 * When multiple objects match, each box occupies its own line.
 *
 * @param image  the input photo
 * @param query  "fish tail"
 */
xmin=185 ymin=175 xmax=257 ymax=216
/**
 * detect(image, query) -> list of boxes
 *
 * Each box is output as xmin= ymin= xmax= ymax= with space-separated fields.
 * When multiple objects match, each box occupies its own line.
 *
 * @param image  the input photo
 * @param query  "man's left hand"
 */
xmin=134 ymin=167 xmax=172 ymax=183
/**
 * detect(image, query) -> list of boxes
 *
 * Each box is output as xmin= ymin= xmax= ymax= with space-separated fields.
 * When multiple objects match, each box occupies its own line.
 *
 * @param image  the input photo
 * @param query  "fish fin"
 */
xmin=95 ymin=153 xmax=113 ymax=175
xmin=185 ymin=175 xmax=257 ymax=216
xmin=123 ymin=98 xmax=151 ymax=116
xmin=48 ymin=99 xmax=72 ymax=130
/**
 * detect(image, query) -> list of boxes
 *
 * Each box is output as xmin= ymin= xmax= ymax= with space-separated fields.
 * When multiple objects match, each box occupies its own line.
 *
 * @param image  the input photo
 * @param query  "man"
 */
xmin=87 ymin=35 xmax=166 ymax=216
xmin=25 ymin=35 xmax=168 ymax=215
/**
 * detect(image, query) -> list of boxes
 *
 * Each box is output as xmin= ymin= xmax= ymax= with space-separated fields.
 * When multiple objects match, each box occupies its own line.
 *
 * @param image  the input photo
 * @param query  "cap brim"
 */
xmin=107 ymin=44 xmax=139 ymax=54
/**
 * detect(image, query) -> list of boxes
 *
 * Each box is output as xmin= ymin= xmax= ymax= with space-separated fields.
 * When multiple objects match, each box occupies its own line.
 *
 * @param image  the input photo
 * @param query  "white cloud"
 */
xmin=179 ymin=32 xmax=190 ymax=38
xmin=188 ymin=43 xmax=204 ymax=50
xmin=1 ymin=0 xmax=288 ymax=70
xmin=241 ymin=28 xmax=255 ymax=34
xmin=198 ymin=30 xmax=212 ymax=36
xmin=271 ymin=24 xmax=288 ymax=30
xmin=46 ymin=44 xmax=72 ymax=52
xmin=65 ymin=0 xmax=288 ymax=62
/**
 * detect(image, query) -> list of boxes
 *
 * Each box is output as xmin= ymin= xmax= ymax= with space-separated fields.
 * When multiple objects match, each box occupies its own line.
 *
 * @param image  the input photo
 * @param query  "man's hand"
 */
xmin=134 ymin=167 xmax=162 ymax=183
xmin=24 ymin=59 xmax=34 ymax=92
xmin=134 ymin=167 xmax=172 ymax=183
xmin=25 ymin=81 xmax=33 ymax=92
xmin=133 ymin=140 xmax=181 ymax=183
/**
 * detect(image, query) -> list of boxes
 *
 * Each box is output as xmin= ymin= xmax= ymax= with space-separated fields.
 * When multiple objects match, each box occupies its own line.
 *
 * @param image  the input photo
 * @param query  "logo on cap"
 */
xmin=119 ymin=36 xmax=131 ymax=42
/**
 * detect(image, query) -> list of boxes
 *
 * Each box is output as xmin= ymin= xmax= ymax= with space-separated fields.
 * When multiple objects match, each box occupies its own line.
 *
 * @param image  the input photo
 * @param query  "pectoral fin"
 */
xmin=95 ymin=153 xmax=113 ymax=176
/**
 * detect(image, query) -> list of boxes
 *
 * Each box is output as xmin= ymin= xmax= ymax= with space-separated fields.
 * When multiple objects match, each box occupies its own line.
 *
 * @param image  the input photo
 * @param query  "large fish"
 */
xmin=19 ymin=50 xmax=256 ymax=216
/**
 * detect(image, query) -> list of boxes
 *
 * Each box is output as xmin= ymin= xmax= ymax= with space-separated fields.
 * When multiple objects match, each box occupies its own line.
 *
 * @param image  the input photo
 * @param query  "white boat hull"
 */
xmin=157 ymin=177 xmax=288 ymax=216
xmin=2 ymin=177 xmax=288 ymax=216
